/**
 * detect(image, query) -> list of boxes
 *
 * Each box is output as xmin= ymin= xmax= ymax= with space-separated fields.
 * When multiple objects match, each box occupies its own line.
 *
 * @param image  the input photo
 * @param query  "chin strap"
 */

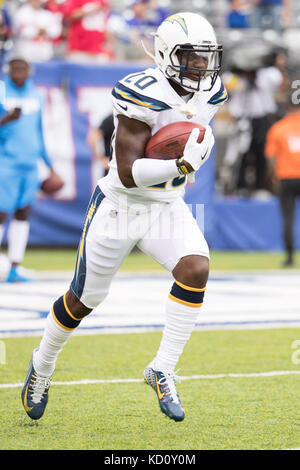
xmin=141 ymin=34 xmax=156 ymax=61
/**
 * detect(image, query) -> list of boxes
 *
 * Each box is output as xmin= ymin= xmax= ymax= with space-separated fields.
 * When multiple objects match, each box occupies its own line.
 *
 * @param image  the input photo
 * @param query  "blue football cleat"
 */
xmin=6 ymin=266 xmax=32 ymax=283
xmin=144 ymin=366 xmax=185 ymax=422
xmin=21 ymin=349 xmax=52 ymax=420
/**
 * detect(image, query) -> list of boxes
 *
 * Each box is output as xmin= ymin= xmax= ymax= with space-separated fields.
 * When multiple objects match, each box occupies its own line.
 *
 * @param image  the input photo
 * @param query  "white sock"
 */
xmin=7 ymin=219 xmax=30 ymax=264
xmin=33 ymin=311 xmax=74 ymax=377
xmin=152 ymin=296 xmax=202 ymax=372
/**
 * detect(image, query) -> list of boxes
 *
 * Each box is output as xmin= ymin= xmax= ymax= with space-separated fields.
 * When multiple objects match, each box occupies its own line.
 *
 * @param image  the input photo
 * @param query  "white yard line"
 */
xmin=2 ymin=370 xmax=300 ymax=389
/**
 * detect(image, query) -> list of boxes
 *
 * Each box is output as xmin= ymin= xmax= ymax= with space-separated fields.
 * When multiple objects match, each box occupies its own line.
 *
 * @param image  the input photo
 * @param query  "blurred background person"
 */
xmin=265 ymin=88 xmax=300 ymax=267
xmin=0 ymin=1 xmax=12 ymax=64
xmin=147 ymin=0 xmax=170 ymax=28
xmin=252 ymin=0 xmax=292 ymax=30
xmin=0 ymin=2 xmax=11 ymax=41
xmin=44 ymin=0 xmax=68 ymax=58
xmin=221 ymin=43 xmax=288 ymax=197
xmin=13 ymin=0 xmax=62 ymax=63
xmin=107 ymin=0 xmax=170 ymax=61
xmin=87 ymin=111 xmax=113 ymax=178
xmin=0 ymin=56 xmax=61 ymax=282
xmin=63 ymin=0 xmax=114 ymax=63
xmin=227 ymin=0 xmax=254 ymax=29
xmin=120 ymin=0 xmax=154 ymax=61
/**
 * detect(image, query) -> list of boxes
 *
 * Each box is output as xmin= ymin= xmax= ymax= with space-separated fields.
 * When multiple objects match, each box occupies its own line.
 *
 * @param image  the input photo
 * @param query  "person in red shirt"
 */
xmin=63 ymin=0 xmax=114 ymax=62
xmin=45 ymin=0 xmax=66 ymax=53
xmin=265 ymin=93 xmax=300 ymax=266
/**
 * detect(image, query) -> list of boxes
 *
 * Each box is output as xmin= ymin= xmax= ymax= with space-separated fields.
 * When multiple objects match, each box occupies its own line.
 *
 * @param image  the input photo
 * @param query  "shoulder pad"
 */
xmin=112 ymin=69 xmax=171 ymax=112
xmin=112 ymin=82 xmax=171 ymax=112
xmin=207 ymin=77 xmax=228 ymax=105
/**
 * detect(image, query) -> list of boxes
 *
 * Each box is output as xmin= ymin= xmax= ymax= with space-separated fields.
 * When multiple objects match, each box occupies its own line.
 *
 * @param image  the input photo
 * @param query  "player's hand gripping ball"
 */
xmin=145 ymin=121 xmax=206 ymax=160
xmin=41 ymin=172 xmax=64 ymax=194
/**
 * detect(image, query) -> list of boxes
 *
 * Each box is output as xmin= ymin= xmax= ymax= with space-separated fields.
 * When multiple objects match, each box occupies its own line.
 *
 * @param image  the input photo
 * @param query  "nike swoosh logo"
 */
xmin=117 ymin=102 xmax=128 ymax=111
xmin=155 ymin=377 xmax=164 ymax=400
xmin=23 ymin=384 xmax=33 ymax=412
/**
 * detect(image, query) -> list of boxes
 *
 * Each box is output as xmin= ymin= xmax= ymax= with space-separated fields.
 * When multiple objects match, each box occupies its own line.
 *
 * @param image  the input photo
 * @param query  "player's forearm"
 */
xmin=0 ymin=109 xmax=21 ymax=125
xmin=68 ymin=8 xmax=87 ymax=21
xmin=68 ymin=3 xmax=100 ymax=22
xmin=130 ymin=158 xmax=180 ymax=188
xmin=0 ymin=114 xmax=11 ymax=125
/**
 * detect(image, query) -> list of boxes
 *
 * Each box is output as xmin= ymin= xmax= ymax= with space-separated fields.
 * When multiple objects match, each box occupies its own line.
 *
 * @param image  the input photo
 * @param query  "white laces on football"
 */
xmin=31 ymin=376 xmax=51 ymax=404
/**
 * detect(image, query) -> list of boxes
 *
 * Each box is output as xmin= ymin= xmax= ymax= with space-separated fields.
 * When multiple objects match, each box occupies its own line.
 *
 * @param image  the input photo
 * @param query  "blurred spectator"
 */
xmin=124 ymin=0 xmax=154 ymax=60
xmin=252 ymin=0 xmax=292 ymax=30
xmin=147 ymin=0 xmax=170 ymax=28
xmin=125 ymin=0 xmax=169 ymax=30
xmin=63 ymin=0 xmax=114 ymax=63
xmin=45 ymin=0 xmax=66 ymax=15
xmin=87 ymin=112 xmax=113 ymax=177
xmin=0 ymin=56 xmax=61 ymax=282
xmin=227 ymin=0 xmax=253 ymax=28
xmin=222 ymin=46 xmax=287 ymax=196
xmin=108 ymin=0 xmax=170 ymax=61
xmin=0 ymin=3 xmax=12 ymax=63
xmin=13 ymin=0 xmax=62 ymax=62
xmin=45 ymin=0 xmax=67 ymax=56
xmin=0 ymin=3 xmax=11 ymax=39
xmin=265 ymin=91 xmax=300 ymax=267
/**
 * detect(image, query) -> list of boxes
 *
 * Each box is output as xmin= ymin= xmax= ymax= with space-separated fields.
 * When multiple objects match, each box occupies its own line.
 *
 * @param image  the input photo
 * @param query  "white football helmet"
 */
xmin=146 ymin=12 xmax=223 ymax=93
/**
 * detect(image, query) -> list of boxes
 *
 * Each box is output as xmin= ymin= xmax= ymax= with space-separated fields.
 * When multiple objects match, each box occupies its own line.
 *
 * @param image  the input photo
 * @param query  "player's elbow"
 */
xmin=118 ymin=165 xmax=137 ymax=188
xmin=120 ymin=175 xmax=136 ymax=188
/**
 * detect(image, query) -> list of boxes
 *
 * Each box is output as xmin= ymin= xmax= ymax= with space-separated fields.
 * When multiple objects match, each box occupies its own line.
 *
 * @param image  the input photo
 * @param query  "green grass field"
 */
xmin=1 ymin=328 xmax=300 ymax=450
xmin=1 ymin=249 xmax=300 ymax=450
xmin=21 ymin=248 xmax=300 ymax=272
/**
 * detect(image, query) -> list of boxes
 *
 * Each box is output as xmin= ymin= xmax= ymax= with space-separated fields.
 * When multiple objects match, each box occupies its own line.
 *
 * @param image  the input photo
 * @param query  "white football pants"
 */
xmin=70 ymin=186 xmax=209 ymax=309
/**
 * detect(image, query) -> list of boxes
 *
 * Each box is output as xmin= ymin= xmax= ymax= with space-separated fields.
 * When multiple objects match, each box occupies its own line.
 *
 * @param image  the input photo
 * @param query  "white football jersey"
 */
xmin=98 ymin=67 xmax=227 ymax=205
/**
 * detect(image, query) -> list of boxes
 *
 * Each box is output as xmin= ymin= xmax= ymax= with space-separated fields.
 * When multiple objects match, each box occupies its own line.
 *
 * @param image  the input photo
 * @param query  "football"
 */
xmin=41 ymin=173 xmax=64 ymax=194
xmin=145 ymin=121 xmax=206 ymax=160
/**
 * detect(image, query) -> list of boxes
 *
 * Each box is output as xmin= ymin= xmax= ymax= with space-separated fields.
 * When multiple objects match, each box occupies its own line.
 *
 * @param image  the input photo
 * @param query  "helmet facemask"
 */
xmin=143 ymin=13 xmax=223 ymax=94
xmin=165 ymin=43 xmax=223 ymax=92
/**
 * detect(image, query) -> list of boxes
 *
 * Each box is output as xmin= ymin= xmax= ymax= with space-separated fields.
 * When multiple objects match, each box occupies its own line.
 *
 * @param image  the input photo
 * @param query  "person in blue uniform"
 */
xmin=0 ymin=56 xmax=58 ymax=282
xmin=253 ymin=0 xmax=292 ymax=30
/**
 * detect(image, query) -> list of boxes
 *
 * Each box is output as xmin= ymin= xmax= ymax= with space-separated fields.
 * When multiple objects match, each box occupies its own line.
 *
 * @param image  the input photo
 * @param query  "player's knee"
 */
xmin=0 ymin=212 xmax=7 ymax=224
xmin=14 ymin=206 xmax=31 ymax=221
xmin=65 ymin=289 xmax=93 ymax=319
xmin=173 ymin=255 xmax=209 ymax=289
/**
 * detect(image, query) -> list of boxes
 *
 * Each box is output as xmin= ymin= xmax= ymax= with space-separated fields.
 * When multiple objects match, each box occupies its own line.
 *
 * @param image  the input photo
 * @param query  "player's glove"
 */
xmin=176 ymin=125 xmax=215 ymax=177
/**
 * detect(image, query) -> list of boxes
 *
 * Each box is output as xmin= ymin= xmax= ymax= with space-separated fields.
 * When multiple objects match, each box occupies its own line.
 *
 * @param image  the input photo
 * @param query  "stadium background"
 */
xmin=1 ymin=0 xmax=300 ymax=252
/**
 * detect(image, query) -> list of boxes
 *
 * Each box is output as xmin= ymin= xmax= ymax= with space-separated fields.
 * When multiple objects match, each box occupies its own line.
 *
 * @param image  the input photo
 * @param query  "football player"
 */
xmin=21 ymin=12 xmax=227 ymax=422
xmin=0 ymin=56 xmax=60 ymax=283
